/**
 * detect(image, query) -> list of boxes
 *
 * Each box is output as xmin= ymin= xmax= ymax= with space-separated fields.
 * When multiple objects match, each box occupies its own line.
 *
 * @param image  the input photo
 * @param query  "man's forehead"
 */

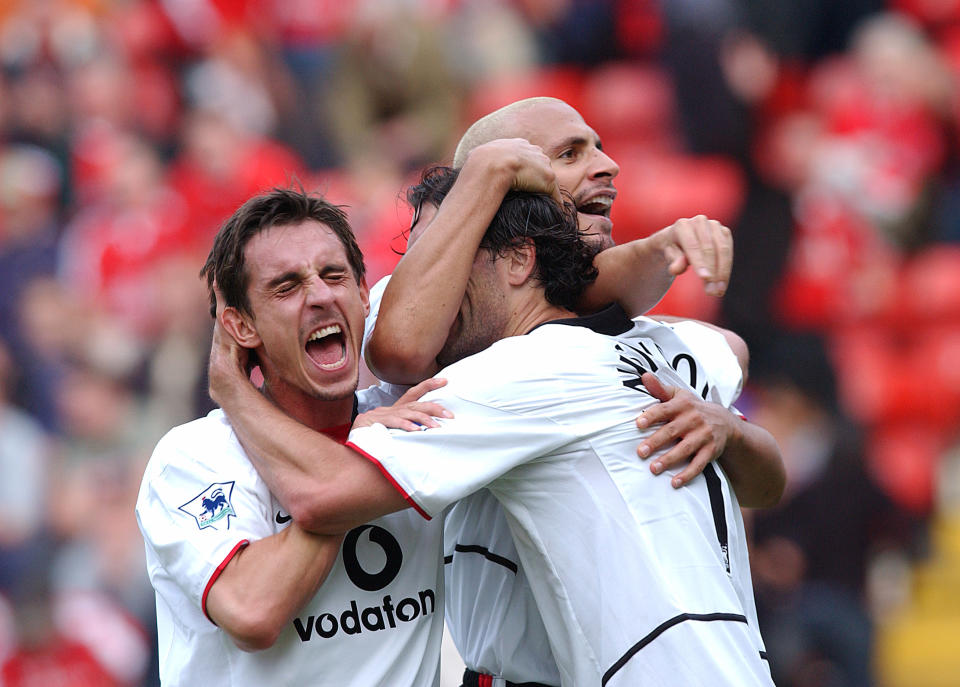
xmin=509 ymin=103 xmax=598 ymax=150
xmin=247 ymin=222 xmax=348 ymax=278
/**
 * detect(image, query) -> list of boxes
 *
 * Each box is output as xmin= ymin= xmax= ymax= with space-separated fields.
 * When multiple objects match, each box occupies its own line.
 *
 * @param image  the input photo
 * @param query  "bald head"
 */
xmin=453 ymin=96 xmax=620 ymax=249
xmin=453 ymin=97 xmax=573 ymax=168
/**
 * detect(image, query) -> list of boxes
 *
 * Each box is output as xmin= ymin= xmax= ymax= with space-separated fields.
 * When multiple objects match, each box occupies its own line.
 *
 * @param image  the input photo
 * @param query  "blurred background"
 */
xmin=0 ymin=0 xmax=958 ymax=685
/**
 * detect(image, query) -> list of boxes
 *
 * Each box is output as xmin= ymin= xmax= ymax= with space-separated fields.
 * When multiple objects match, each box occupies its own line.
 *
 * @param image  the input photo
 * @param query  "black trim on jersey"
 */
xmin=601 ymin=612 xmax=748 ymax=686
xmin=703 ymin=463 xmax=730 ymax=573
xmin=528 ymin=304 xmax=633 ymax=336
xmin=760 ymin=651 xmax=769 ymax=661
xmin=447 ymin=544 xmax=519 ymax=574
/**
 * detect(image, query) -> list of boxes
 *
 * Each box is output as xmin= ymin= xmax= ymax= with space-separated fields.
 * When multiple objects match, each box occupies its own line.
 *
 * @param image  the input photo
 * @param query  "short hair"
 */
xmin=481 ymin=192 xmax=599 ymax=308
xmin=200 ymin=187 xmax=365 ymax=319
xmin=405 ymin=165 xmax=459 ymax=224
xmin=453 ymin=97 xmax=567 ymax=168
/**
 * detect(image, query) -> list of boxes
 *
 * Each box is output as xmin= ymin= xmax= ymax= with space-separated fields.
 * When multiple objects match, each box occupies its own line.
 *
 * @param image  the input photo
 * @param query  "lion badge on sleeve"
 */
xmin=180 ymin=482 xmax=237 ymax=530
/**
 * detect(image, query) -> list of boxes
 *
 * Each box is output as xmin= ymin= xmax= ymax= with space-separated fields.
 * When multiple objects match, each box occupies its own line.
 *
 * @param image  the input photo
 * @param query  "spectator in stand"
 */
xmin=58 ymin=132 xmax=191 ymax=339
xmin=325 ymin=0 xmax=461 ymax=173
xmin=169 ymin=106 xmax=307 ymax=248
xmin=0 ymin=338 xmax=53 ymax=594
xmin=747 ymin=334 xmax=919 ymax=687
xmin=0 ymin=144 xmax=61 ymax=353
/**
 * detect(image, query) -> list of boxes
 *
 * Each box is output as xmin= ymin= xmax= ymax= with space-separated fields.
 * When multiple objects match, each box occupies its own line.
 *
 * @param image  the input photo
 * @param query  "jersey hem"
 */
xmin=345 ymin=440 xmax=432 ymax=520
xmin=201 ymin=539 xmax=250 ymax=624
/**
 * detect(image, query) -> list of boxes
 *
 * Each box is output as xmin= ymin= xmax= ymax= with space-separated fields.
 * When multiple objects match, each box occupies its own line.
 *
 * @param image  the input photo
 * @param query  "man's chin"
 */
xmin=309 ymin=371 xmax=359 ymax=402
xmin=577 ymin=212 xmax=614 ymax=249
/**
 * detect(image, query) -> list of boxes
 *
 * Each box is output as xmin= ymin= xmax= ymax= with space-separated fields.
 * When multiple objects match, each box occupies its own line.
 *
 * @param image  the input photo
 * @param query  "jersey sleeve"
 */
xmin=361 ymin=275 xmax=390 ymax=363
xmin=347 ymin=393 xmax=578 ymax=519
xmin=135 ymin=427 xmax=277 ymax=623
xmin=666 ymin=321 xmax=743 ymax=406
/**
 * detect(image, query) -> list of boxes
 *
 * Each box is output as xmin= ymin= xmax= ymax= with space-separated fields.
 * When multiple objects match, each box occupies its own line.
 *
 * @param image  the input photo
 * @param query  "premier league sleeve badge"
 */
xmin=179 ymin=481 xmax=237 ymax=530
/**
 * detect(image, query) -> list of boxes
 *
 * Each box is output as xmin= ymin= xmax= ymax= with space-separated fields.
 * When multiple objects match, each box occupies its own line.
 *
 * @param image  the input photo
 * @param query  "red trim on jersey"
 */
xmin=479 ymin=674 xmax=493 ymax=687
xmin=344 ymin=441 xmax=432 ymax=521
xmin=321 ymin=422 xmax=352 ymax=443
xmin=202 ymin=539 xmax=250 ymax=624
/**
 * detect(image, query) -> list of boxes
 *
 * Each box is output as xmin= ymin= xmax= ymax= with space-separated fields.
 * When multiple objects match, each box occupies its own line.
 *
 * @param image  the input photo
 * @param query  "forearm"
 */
xmin=215 ymin=380 xmax=402 ymax=531
xmin=578 ymin=215 xmax=733 ymax=316
xmin=367 ymin=149 xmax=520 ymax=384
xmin=719 ymin=419 xmax=785 ymax=508
xmin=577 ymin=236 xmax=674 ymax=316
xmin=206 ymin=525 xmax=343 ymax=651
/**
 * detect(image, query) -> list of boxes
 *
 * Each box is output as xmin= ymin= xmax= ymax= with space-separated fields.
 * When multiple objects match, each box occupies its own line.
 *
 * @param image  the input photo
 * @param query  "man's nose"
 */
xmin=304 ymin=276 xmax=335 ymax=306
xmin=589 ymin=148 xmax=620 ymax=180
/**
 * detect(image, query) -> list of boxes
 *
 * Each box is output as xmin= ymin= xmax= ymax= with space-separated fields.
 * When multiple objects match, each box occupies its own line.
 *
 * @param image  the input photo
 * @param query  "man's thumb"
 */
xmin=641 ymin=372 xmax=673 ymax=403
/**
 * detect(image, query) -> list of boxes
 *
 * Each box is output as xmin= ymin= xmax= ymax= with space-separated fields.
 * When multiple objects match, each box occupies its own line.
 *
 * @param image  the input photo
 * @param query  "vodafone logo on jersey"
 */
xmin=343 ymin=525 xmax=403 ymax=590
xmin=292 ymin=524 xmax=437 ymax=642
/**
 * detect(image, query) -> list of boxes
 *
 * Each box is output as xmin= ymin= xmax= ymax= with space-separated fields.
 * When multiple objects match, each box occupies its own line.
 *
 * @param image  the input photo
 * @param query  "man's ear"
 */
xmin=358 ymin=277 xmax=371 ymax=317
xmin=220 ymin=306 xmax=262 ymax=349
xmin=505 ymin=240 xmax=537 ymax=286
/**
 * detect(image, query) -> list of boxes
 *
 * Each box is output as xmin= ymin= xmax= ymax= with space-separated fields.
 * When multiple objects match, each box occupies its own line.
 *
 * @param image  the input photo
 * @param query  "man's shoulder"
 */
xmin=439 ymin=325 xmax=610 ymax=395
xmin=156 ymin=409 xmax=233 ymax=448
xmin=146 ymin=410 xmax=245 ymax=477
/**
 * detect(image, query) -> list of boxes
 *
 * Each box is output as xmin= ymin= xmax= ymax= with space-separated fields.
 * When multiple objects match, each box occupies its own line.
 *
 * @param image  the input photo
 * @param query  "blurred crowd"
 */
xmin=0 ymin=0 xmax=958 ymax=685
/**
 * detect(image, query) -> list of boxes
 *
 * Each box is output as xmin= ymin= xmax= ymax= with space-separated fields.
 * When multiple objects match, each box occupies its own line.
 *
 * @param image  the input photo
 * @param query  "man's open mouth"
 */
xmin=305 ymin=324 xmax=347 ymax=369
xmin=577 ymin=195 xmax=613 ymax=217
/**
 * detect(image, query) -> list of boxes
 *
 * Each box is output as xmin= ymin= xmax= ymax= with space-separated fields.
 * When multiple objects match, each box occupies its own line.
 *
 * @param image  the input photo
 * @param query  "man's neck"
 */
xmin=261 ymin=382 xmax=355 ymax=434
xmin=506 ymin=299 xmax=576 ymax=338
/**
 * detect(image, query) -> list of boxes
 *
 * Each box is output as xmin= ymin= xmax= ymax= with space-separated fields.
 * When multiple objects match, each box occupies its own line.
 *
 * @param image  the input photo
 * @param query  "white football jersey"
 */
xmin=135 ymin=388 xmax=444 ymax=687
xmin=440 ymin=314 xmax=747 ymax=685
xmin=349 ymin=306 xmax=772 ymax=686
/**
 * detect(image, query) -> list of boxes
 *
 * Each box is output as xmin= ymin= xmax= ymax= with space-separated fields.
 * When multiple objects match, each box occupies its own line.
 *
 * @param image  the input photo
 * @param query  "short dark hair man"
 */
xmin=136 ymin=188 xmax=447 ymax=686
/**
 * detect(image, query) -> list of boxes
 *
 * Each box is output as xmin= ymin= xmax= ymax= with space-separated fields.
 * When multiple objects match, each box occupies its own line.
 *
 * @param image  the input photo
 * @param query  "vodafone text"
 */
xmin=293 ymin=590 xmax=436 ymax=641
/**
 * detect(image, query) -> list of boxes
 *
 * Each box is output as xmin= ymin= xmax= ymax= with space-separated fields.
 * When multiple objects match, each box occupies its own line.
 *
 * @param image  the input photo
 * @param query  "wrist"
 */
xmin=643 ymin=229 xmax=676 ymax=268
xmin=461 ymin=145 xmax=519 ymax=195
xmin=209 ymin=364 xmax=249 ymax=406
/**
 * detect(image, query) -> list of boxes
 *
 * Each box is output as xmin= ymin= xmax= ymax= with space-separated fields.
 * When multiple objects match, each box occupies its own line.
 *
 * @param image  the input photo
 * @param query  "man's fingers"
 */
xmin=715 ymin=224 xmax=734 ymax=295
xmin=647 ymin=436 xmax=693 ymax=472
xmin=405 ymin=401 xmax=453 ymax=419
xmin=670 ymin=447 xmax=714 ymax=488
xmin=682 ymin=216 xmax=717 ymax=280
xmin=640 ymin=372 xmax=673 ymax=403
xmin=637 ymin=415 xmax=688 ymax=458
xmin=663 ymin=244 xmax=689 ymax=276
xmin=671 ymin=216 xmax=733 ymax=296
xmin=398 ymin=377 xmax=447 ymax=403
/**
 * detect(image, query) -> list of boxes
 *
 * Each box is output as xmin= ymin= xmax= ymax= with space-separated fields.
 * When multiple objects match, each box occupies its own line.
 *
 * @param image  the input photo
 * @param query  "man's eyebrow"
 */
xmin=549 ymin=135 xmax=603 ymax=153
xmin=264 ymin=263 xmax=349 ymax=289
xmin=264 ymin=270 xmax=302 ymax=289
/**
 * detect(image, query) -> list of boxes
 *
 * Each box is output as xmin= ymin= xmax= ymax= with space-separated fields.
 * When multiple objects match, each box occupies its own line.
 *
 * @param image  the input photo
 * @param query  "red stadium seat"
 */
xmin=646 ymin=269 xmax=721 ymax=322
xmin=463 ymin=66 xmax=586 ymax=126
xmin=580 ymin=62 xmax=679 ymax=154
xmin=610 ymin=150 xmax=745 ymax=244
xmin=897 ymin=245 xmax=960 ymax=323
xmin=867 ymin=422 xmax=946 ymax=515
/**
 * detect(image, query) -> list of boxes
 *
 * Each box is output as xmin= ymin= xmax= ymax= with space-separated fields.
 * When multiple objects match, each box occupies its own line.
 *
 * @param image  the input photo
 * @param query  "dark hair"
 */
xmin=405 ymin=165 xmax=459 ymax=226
xmin=199 ymin=187 xmax=365 ymax=319
xmin=481 ymin=191 xmax=599 ymax=308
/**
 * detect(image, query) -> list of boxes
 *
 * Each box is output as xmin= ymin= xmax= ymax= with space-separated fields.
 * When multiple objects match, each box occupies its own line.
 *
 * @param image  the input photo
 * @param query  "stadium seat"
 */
xmin=897 ymin=245 xmax=960 ymax=323
xmin=463 ymin=66 xmax=586 ymax=127
xmin=580 ymin=62 xmax=678 ymax=154
xmin=610 ymin=151 xmax=745 ymax=244
xmin=866 ymin=422 xmax=945 ymax=514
